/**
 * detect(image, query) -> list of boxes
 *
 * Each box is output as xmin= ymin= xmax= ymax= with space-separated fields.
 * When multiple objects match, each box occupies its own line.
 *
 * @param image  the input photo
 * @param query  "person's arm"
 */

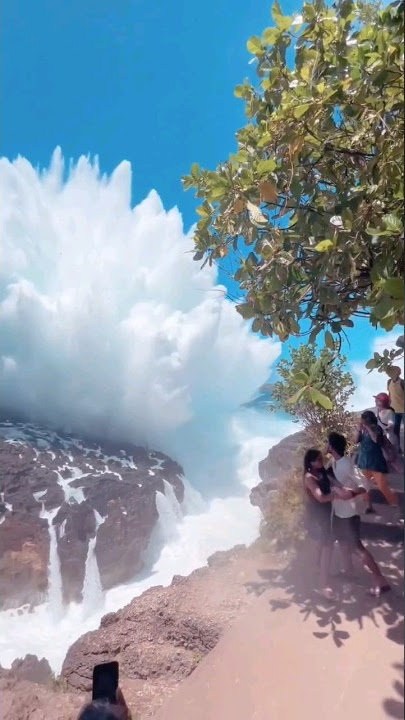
xmin=305 ymin=475 xmax=353 ymax=502
xmin=354 ymin=423 xmax=363 ymax=444
xmin=364 ymin=425 xmax=381 ymax=444
xmin=305 ymin=475 xmax=334 ymax=503
xmin=386 ymin=410 xmax=396 ymax=430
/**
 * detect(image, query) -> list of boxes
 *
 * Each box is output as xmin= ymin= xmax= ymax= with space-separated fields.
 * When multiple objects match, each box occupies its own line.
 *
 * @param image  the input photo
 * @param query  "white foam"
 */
xmin=40 ymin=505 xmax=63 ymax=621
xmin=82 ymin=511 xmax=104 ymax=616
xmin=0 ymin=149 xmax=292 ymax=673
xmin=0 ymin=413 xmax=294 ymax=673
xmin=0 ymin=150 xmax=280 ymax=493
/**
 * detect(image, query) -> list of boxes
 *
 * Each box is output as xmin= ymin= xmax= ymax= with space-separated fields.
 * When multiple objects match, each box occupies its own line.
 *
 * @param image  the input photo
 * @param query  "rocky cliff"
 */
xmin=0 ymin=420 xmax=184 ymax=609
xmin=0 ymin=545 xmax=284 ymax=720
xmin=249 ymin=429 xmax=305 ymax=513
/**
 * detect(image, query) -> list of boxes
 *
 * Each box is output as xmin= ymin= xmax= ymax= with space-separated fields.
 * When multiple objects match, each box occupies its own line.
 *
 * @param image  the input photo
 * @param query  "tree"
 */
xmin=183 ymin=0 xmax=404 ymax=366
xmin=268 ymin=344 xmax=355 ymax=443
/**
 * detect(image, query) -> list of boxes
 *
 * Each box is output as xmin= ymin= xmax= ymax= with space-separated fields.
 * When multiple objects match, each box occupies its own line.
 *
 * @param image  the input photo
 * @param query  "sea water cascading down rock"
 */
xmin=0 ymin=420 xmax=184 ymax=610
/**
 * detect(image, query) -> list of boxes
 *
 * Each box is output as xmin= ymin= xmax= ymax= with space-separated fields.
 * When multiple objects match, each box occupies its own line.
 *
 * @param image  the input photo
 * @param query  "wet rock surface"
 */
xmin=0 ymin=420 xmax=184 ymax=609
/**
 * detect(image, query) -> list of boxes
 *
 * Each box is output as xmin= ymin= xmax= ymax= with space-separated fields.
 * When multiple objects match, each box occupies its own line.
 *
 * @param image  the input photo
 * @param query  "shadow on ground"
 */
xmin=245 ymin=539 xmax=404 ymax=651
xmin=383 ymin=662 xmax=404 ymax=719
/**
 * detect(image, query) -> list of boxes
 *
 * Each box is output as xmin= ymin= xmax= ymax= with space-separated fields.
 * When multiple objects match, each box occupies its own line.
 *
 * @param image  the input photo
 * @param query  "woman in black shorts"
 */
xmin=304 ymin=449 xmax=352 ymax=600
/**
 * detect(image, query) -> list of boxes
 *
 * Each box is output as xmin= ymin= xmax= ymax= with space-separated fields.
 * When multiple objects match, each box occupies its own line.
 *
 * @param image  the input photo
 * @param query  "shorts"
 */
xmin=333 ymin=515 xmax=362 ymax=547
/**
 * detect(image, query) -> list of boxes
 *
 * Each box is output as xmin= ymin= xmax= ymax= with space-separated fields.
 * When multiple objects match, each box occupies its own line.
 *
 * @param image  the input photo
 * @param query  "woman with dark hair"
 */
xmin=303 ymin=448 xmax=353 ymax=600
xmin=356 ymin=410 xmax=398 ymax=511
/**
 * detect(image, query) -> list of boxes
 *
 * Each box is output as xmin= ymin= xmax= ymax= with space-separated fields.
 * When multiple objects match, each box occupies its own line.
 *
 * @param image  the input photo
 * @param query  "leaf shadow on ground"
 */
xmin=244 ymin=539 xmax=404 ymax=651
xmin=383 ymin=662 xmax=404 ymax=719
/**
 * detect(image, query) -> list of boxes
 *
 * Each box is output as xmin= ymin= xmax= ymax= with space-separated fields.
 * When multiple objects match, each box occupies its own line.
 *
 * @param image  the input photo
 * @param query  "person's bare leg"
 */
xmin=339 ymin=542 xmax=355 ymax=575
xmin=320 ymin=544 xmax=334 ymax=598
xmin=355 ymin=544 xmax=389 ymax=590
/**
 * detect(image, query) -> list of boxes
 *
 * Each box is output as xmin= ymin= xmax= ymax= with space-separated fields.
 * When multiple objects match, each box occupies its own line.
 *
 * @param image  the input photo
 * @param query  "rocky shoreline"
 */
xmin=0 ymin=544 xmax=287 ymax=719
xmin=0 ymin=421 xmax=295 ymax=719
xmin=0 ymin=420 xmax=184 ymax=610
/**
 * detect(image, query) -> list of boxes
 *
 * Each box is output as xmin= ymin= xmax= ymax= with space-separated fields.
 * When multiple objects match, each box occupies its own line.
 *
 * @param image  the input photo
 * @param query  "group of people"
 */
xmin=304 ymin=367 xmax=404 ymax=601
xmin=74 ymin=371 xmax=404 ymax=715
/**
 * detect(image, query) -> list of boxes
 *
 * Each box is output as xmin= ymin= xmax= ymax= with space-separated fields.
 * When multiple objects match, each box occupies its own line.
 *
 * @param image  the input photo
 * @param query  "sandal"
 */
xmin=367 ymin=585 xmax=391 ymax=598
xmin=319 ymin=587 xmax=336 ymax=601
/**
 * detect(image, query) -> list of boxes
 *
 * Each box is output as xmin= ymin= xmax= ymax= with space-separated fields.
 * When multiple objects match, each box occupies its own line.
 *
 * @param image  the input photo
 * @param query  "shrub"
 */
xmin=269 ymin=344 xmax=356 ymax=445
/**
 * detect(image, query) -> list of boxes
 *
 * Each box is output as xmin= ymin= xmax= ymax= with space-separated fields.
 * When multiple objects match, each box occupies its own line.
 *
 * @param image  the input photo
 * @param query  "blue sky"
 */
xmin=1 ymin=0 xmax=398 ymax=374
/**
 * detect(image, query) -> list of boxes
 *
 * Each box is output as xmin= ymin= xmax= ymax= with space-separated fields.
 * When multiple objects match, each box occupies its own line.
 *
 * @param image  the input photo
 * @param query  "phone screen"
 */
xmin=92 ymin=661 xmax=119 ymax=704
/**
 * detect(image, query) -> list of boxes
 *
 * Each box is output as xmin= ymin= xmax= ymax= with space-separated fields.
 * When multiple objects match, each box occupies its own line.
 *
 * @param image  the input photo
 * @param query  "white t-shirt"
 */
xmin=377 ymin=408 xmax=397 ymax=447
xmin=332 ymin=455 xmax=370 ymax=519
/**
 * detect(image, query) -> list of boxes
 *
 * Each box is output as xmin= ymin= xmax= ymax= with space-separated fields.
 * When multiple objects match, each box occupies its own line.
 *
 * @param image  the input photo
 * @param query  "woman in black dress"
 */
xmin=304 ymin=449 xmax=353 ymax=600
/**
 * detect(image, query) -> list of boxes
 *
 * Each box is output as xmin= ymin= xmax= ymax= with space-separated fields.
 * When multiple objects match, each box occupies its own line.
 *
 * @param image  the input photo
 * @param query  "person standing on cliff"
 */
xmin=387 ymin=366 xmax=404 ymax=451
xmin=375 ymin=392 xmax=398 ymax=448
xmin=303 ymin=449 xmax=353 ymax=601
xmin=327 ymin=432 xmax=390 ymax=598
xmin=355 ymin=410 xmax=399 ymax=514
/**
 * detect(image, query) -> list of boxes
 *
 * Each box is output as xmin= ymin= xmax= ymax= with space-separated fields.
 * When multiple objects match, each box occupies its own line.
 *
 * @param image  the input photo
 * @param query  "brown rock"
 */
xmin=250 ymin=430 xmax=305 ymax=514
xmin=0 ymin=513 xmax=49 ymax=609
xmin=94 ymin=486 xmax=158 ymax=590
xmin=0 ymin=420 xmax=185 ymax=610
xmin=54 ymin=502 xmax=96 ymax=604
xmin=0 ymin=676 xmax=83 ymax=720
xmin=61 ymin=546 xmax=264 ymax=694
xmin=9 ymin=655 xmax=52 ymax=685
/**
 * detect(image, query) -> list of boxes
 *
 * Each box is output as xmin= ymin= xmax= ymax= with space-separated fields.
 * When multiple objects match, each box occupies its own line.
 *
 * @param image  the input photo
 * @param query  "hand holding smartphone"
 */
xmin=92 ymin=661 xmax=119 ymax=705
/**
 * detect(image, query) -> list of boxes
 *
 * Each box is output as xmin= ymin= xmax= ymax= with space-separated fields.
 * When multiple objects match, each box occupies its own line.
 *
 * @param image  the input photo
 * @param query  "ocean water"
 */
xmin=0 ymin=150 xmax=294 ymax=672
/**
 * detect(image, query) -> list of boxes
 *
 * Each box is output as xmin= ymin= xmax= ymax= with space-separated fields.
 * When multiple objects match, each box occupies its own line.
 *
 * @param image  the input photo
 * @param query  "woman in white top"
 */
xmin=375 ymin=392 xmax=397 ymax=448
xmin=327 ymin=432 xmax=390 ymax=597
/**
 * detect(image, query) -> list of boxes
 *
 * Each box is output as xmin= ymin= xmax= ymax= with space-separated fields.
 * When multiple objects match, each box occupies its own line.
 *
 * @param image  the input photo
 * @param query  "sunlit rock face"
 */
xmin=0 ymin=420 xmax=183 ymax=609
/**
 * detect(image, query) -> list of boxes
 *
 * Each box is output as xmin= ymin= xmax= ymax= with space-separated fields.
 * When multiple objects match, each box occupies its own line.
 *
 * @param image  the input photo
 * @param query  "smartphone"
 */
xmin=92 ymin=661 xmax=119 ymax=704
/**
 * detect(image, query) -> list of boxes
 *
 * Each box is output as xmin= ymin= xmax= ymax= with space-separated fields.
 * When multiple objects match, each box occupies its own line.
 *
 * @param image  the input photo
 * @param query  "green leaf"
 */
xmin=196 ymin=202 xmax=211 ymax=218
xmin=293 ymin=104 xmax=311 ymax=119
xmin=271 ymin=1 xmax=292 ymax=30
xmin=236 ymin=303 xmax=255 ymax=320
xmin=262 ymin=27 xmax=280 ymax=45
xmin=309 ymin=388 xmax=333 ymax=410
xmin=257 ymin=158 xmax=277 ymax=176
xmin=208 ymin=178 xmax=229 ymax=199
xmin=252 ymin=317 xmax=263 ymax=333
xmin=382 ymin=278 xmax=404 ymax=300
xmin=293 ymin=371 xmax=310 ymax=384
xmin=373 ymin=296 xmax=394 ymax=320
xmin=247 ymin=36 xmax=264 ymax=55
xmin=365 ymin=227 xmax=391 ymax=237
xmin=382 ymin=214 xmax=404 ymax=234
xmin=314 ymin=240 xmax=334 ymax=252
xmin=286 ymin=387 xmax=306 ymax=405
xmin=342 ymin=208 xmax=353 ymax=229
xmin=325 ymin=331 xmax=335 ymax=350
xmin=365 ymin=358 xmax=377 ymax=370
